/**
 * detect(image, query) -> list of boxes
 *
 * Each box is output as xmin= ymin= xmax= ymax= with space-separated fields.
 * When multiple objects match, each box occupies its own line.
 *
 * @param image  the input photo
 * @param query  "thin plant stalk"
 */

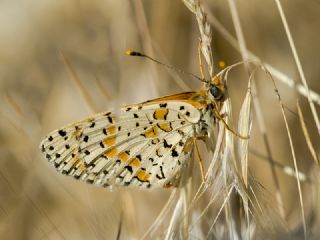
xmin=204 ymin=7 xmax=320 ymax=106
xmin=274 ymin=0 xmax=320 ymax=136
xmin=227 ymin=0 xmax=285 ymax=219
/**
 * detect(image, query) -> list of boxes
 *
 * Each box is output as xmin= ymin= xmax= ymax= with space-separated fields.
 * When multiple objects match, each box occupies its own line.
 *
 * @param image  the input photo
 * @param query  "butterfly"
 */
xmin=39 ymin=51 xmax=238 ymax=189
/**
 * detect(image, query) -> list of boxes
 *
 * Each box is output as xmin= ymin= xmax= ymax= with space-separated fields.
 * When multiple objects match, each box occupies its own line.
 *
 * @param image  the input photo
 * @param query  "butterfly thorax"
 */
xmin=188 ymin=90 xmax=218 ymax=138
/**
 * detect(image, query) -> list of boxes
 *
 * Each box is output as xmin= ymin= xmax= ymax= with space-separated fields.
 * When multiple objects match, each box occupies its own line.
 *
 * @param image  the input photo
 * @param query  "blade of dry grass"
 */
xmin=265 ymin=69 xmax=307 ymax=240
xmin=164 ymin=194 xmax=183 ymax=240
xmin=297 ymin=101 xmax=320 ymax=165
xmin=94 ymin=76 xmax=112 ymax=101
xmin=204 ymin=6 xmax=320 ymax=107
xmin=206 ymin=185 xmax=234 ymax=238
xmin=59 ymin=51 xmax=98 ymax=114
xmin=274 ymin=0 xmax=320 ymax=137
xmin=188 ymin=184 xmax=225 ymax=232
xmin=249 ymin=149 xmax=311 ymax=183
xmin=166 ymin=152 xmax=194 ymax=240
xmin=237 ymin=75 xmax=252 ymax=186
xmin=5 ymin=92 xmax=23 ymax=116
xmin=0 ymin=102 xmax=30 ymax=141
xmin=227 ymin=0 xmax=285 ymax=219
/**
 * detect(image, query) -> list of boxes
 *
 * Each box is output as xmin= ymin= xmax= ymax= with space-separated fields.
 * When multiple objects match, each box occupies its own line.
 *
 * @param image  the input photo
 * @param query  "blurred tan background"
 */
xmin=0 ymin=0 xmax=319 ymax=239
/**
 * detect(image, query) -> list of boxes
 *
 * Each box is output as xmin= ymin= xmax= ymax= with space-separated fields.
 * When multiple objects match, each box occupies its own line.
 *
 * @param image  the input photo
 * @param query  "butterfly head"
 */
xmin=206 ymin=75 xmax=226 ymax=102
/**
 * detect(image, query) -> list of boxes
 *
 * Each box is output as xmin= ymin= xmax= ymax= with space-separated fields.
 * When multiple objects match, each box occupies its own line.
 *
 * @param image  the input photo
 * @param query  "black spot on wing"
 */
xmin=160 ymin=103 xmax=167 ymax=108
xmin=177 ymin=130 xmax=185 ymax=137
xmin=134 ymin=176 xmax=150 ymax=183
xmin=156 ymin=166 xmax=165 ymax=180
xmin=124 ymin=166 xmax=133 ymax=174
xmin=107 ymin=116 xmax=113 ymax=123
xmin=164 ymin=112 xmax=168 ymax=120
xmin=163 ymin=139 xmax=172 ymax=148
xmin=74 ymin=174 xmax=81 ymax=180
xmin=171 ymin=148 xmax=179 ymax=157
xmin=58 ymin=130 xmax=67 ymax=137
xmin=151 ymin=139 xmax=160 ymax=145
xmin=124 ymin=181 xmax=131 ymax=186
xmin=103 ymin=128 xmax=107 ymax=135
xmin=86 ymin=179 xmax=94 ymax=184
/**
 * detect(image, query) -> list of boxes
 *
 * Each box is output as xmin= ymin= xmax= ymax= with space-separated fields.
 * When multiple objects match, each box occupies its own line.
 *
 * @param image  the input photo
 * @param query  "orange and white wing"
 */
xmin=40 ymin=96 xmax=205 ymax=189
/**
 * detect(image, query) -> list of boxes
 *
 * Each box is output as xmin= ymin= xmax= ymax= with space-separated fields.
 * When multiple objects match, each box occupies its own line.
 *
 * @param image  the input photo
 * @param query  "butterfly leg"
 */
xmin=198 ymin=39 xmax=205 ymax=81
xmin=193 ymin=138 xmax=205 ymax=182
xmin=213 ymin=104 xmax=250 ymax=140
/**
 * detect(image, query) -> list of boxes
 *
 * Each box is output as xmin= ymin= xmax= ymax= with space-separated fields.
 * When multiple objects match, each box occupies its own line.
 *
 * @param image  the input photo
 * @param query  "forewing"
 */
xmin=40 ymin=99 xmax=202 ymax=189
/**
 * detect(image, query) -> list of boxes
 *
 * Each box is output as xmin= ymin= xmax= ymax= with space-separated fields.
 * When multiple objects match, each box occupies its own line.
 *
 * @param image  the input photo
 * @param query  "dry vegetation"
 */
xmin=0 ymin=0 xmax=319 ymax=239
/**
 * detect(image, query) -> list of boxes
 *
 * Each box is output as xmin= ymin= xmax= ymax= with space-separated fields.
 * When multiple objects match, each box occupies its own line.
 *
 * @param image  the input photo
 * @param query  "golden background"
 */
xmin=0 ymin=0 xmax=319 ymax=239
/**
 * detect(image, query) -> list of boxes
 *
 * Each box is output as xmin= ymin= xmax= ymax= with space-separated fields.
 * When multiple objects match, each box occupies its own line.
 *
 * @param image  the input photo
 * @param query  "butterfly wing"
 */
xmin=40 ymin=94 xmax=206 ymax=189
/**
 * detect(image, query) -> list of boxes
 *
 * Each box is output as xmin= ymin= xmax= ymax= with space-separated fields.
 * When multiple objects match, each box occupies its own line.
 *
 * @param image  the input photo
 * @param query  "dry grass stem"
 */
xmin=237 ymin=77 xmax=252 ymax=186
xmin=60 ymin=51 xmax=98 ymax=113
xmin=297 ymin=101 xmax=319 ymax=165
xmin=205 ymin=8 xmax=320 ymax=107
xmin=227 ymin=0 xmax=286 ymax=220
xmin=266 ymin=70 xmax=307 ymax=239
xmin=274 ymin=0 xmax=320 ymax=136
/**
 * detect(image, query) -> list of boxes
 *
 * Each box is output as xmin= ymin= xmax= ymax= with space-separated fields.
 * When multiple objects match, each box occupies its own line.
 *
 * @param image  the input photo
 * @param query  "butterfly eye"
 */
xmin=210 ymin=85 xmax=223 ymax=100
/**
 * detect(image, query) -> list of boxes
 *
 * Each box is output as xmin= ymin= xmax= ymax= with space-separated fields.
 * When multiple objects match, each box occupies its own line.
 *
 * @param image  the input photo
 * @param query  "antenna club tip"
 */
xmin=126 ymin=50 xmax=143 ymax=57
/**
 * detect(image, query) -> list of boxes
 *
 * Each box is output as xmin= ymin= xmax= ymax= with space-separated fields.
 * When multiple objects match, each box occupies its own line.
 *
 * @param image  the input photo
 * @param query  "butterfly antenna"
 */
xmin=126 ymin=50 xmax=207 ymax=83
